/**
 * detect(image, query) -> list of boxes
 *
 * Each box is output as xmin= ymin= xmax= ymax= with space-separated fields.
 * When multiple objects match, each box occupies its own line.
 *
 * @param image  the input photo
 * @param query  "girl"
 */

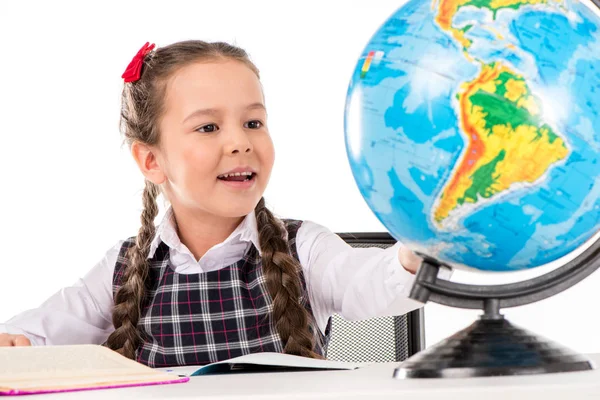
xmin=0 ymin=40 xmax=424 ymax=366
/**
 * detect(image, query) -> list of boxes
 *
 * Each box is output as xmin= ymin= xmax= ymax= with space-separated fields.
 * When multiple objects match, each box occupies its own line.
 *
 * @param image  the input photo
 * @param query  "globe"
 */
xmin=344 ymin=0 xmax=600 ymax=272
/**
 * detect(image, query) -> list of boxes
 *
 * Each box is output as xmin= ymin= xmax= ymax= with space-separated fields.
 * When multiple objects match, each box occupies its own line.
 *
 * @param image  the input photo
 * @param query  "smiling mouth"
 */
xmin=217 ymin=172 xmax=256 ymax=182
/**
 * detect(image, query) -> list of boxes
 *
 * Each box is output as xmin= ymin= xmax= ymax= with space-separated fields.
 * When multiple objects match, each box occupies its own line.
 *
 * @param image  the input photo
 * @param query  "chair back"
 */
xmin=324 ymin=232 xmax=425 ymax=363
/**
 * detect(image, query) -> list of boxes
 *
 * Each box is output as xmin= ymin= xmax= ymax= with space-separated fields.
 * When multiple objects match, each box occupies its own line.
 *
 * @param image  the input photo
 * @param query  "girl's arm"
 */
xmin=0 ymin=242 xmax=122 ymax=346
xmin=296 ymin=221 xmax=449 ymax=334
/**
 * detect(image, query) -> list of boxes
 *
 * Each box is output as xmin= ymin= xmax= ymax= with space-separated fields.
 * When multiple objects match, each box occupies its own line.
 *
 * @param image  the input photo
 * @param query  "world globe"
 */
xmin=345 ymin=0 xmax=600 ymax=272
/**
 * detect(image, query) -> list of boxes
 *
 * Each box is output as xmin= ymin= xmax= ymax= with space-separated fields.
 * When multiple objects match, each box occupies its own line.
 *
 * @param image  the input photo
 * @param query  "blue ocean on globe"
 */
xmin=344 ymin=0 xmax=600 ymax=271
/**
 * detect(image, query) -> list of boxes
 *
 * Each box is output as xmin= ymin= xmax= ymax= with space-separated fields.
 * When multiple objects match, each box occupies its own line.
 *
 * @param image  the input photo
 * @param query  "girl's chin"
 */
xmin=208 ymin=196 xmax=263 ymax=217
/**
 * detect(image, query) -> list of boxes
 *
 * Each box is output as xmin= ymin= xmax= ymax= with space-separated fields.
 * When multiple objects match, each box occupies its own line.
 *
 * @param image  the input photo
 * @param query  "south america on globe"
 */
xmin=344 ymin=0 xmax=600 ymax=271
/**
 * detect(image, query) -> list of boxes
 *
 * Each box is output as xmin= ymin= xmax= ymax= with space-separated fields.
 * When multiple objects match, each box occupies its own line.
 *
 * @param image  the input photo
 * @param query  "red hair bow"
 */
xmin=121 ymin=42 xmax=156 ymax=83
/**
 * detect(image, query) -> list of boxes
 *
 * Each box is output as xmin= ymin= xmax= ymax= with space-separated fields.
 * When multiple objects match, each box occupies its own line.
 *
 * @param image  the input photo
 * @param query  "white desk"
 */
xmin=38 ymin=353 xmax=600 ymax=400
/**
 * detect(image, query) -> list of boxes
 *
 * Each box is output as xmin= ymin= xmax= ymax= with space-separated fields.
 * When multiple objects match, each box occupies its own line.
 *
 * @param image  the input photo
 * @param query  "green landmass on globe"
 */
xmin=434 ymin=62 xmax=569 ymax=228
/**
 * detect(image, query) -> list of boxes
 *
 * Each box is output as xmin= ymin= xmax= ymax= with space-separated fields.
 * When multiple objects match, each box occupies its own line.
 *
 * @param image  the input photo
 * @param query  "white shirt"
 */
xmin=1 ymin=208 xmax=429 ymax=346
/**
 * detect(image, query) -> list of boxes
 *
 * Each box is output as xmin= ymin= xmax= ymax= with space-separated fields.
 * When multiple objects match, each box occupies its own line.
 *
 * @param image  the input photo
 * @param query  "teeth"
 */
xmin=218 ymin=171 xmax=254 ymax=178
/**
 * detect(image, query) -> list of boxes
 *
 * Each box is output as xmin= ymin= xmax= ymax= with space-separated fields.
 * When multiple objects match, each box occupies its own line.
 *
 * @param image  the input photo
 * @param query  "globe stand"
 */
xmin=394 ymin=236 xmax=600 ymax=379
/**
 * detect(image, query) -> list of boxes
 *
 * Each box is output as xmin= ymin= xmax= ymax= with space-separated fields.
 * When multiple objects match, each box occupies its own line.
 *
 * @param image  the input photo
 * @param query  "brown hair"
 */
xmin=106 ymin=40 xmax=320 ymax=359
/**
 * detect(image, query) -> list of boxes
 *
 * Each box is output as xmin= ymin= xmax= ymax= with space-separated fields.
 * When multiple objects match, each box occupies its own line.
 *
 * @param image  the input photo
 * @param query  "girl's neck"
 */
xmin=170 ymin=205 xmax=245 ymax=262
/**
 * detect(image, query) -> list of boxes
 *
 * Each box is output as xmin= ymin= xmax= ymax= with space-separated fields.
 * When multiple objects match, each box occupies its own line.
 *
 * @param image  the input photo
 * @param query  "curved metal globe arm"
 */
xmin=410 ymin=235 xmax=600 ymax=311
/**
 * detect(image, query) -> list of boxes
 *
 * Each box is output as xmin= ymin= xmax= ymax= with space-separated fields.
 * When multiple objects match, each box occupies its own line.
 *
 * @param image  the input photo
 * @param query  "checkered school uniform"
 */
xmin=112 ymin=219 xmax=327 ymax=367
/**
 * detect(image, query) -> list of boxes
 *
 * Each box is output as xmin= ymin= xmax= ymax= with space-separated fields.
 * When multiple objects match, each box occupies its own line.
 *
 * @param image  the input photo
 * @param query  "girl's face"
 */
xmin=155 ymin=60 xmax=274 ymax=218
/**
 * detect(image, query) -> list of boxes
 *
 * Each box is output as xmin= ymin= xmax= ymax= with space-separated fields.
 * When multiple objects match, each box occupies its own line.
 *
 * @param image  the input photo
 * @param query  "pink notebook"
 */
xmin=0 ymin=345 xmax=190 ymax=396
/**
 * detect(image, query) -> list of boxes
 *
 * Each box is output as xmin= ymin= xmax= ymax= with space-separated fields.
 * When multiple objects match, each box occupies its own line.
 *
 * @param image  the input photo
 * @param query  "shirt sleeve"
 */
xmin=0 ymin=241 xmax=123 ymax=346
xmin=295 ymin=221 xmax=426 ymax=335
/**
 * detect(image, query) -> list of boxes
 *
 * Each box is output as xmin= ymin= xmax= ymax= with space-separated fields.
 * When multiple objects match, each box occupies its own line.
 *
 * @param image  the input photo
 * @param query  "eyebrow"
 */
xmin=182 ymin=102 xmax=266 ymax=124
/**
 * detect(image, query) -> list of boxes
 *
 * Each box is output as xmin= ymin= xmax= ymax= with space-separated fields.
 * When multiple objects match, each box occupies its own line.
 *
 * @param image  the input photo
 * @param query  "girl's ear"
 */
xmin=131 ymin=141 xmax=167 ymax=185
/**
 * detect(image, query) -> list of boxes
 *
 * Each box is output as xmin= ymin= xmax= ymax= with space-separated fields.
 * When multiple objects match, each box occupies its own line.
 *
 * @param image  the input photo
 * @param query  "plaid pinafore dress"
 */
xmin=112 ymin=219 xmax=327 ymax=367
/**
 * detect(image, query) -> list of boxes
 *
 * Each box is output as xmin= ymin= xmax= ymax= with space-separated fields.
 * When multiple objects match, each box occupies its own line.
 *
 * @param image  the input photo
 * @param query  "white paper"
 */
xmin=0 ymin=344 xmax=158 ymax=381
xmin=155 ymin=352 xmax=368 ymax=376
xmin=0 ymin=345 xmax=183 ymax=391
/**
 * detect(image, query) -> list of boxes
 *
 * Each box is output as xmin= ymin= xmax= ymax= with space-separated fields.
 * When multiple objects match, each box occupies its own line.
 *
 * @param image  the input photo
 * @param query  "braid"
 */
xmin=255 ymin=197 xmax=322 ymax=359
xmin=106 ymin=180 xmax=160 ymax=359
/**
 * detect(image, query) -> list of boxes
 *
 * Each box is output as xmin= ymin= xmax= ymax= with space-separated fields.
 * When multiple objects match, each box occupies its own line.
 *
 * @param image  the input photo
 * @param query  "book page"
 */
xmin=155 ymin=352 xmax=369 ymax=376
xmin=214 ymin=352 xmax=366 ymax=369
xmin=0 ymin=345 xmax=167 ymax=382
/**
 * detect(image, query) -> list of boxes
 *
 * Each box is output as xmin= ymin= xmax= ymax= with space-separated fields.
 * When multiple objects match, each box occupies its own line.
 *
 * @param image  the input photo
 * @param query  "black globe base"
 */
xmin=396 ymin=238 xmax=600 ymax=379
xmin=394 ymin=315 xmax=595 ymax=379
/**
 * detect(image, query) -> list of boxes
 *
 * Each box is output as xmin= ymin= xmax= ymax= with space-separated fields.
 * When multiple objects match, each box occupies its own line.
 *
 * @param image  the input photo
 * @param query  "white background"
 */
xmin=0 ymin=0 xmax=598 ymax=354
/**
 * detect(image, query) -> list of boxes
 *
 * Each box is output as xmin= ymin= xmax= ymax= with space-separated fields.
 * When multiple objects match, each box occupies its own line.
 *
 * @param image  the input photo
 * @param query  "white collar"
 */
xmin=148 ymin=206 xmax=261 ymax=260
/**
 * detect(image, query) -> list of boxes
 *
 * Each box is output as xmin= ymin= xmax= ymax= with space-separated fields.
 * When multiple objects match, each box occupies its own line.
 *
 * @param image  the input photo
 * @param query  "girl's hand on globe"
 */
xmin=398 ymin=246 xmax=422 ymax=274
xmin=0 ymin=333 xmax=31 ymax=346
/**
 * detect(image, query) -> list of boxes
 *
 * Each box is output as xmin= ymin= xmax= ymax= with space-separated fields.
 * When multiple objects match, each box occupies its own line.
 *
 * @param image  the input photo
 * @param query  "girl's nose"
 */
xmin=225 ymin=128 xmax=253 ymax=155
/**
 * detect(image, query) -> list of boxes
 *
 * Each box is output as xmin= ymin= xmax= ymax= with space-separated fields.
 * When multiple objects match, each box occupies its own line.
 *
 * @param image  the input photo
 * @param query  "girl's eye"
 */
xmin=196 ymin=124 xmax=219 ymax=133
xmin=245 ymin=120 xmax=263 ymax=129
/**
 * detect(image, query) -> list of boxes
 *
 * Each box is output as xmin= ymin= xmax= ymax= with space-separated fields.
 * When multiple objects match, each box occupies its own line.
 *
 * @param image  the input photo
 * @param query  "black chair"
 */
xmin=323 ymin=232 xmax=425 ymax=363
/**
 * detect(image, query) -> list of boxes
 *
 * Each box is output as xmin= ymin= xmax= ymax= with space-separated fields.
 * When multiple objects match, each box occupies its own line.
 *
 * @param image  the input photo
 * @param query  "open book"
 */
xmin=0 ymin=345 xmax=188 ymax=396
xmin=155 ymin=352 xmax=366 ymax=376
